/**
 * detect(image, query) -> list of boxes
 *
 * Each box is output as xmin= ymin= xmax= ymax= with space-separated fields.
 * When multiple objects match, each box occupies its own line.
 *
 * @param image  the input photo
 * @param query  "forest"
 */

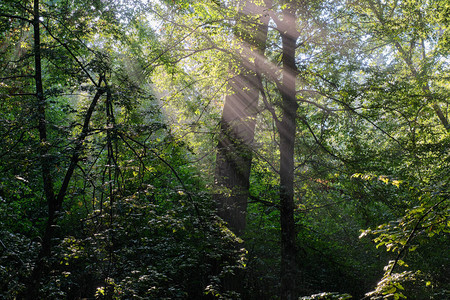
xmin=0 ymin=0 xmax=448 ymax=299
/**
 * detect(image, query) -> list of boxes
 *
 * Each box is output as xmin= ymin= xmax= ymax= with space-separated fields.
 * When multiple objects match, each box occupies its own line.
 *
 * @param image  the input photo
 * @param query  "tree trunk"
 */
xmin=24 ymin=1 xmax=57 ymax=297
xmin=214 ymin=0 xmax=269 ymax=236
xmin=277 ymin=6 xmax=299 ymax=300
xmin=23 ymin=3 xmax=106 ymax=296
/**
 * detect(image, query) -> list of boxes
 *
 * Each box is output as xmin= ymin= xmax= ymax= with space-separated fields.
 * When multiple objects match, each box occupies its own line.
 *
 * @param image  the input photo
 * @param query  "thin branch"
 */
xmin=388 ymin=197 xmax=448 ymax=276
xmin=41 ymin=22 xmax=99 ymax=87
xmin=298 ymin=114 xmax=349 ymax=164
xmin=296 ymin=198 xmax=349 ymax=213
xmin=314 ymin=89 xmax=405 ymax=148
xmin=0 ymin=131 xmax=25 ymax=159
xmin=251 ymin=146 xmax=280 ymax=175
xmin=296 ymin=89 xmax=336 ymax=113
xmin=118 ymin=133 xmax=206 ymax=227
xmin=0 ymin=13 xmax=32 ymax=23
xmin=0 ymin=75 xmax=34 ymax=80
xmin=256 ymin=72 xmax=281 ymax=125
xmin=248 ymin=194 xmax=279 ymax=208
xmin=55 ymin=79 xmax=105 ymax=208
xmin=8 ymin=93 xmax=37 ymax=97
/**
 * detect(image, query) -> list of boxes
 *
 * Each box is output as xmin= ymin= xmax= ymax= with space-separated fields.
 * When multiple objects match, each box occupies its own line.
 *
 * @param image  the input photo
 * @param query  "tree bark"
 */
xmin=214 ymin=0 xmax=269 ymax=236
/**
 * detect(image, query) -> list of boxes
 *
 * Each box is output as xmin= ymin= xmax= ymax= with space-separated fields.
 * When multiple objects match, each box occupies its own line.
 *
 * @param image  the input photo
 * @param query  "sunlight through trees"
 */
xmin=0 ymin=0 xmax=448 ymax=299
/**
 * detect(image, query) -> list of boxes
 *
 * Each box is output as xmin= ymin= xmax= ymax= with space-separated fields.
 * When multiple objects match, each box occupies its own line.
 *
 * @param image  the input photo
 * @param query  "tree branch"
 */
xmin=388 ymin=197 xmax=448 ymax=276
xmin=56 ymin=79 xmax=105 ymax=208
xmin=0 ymin=13 xmax=32 ymax=23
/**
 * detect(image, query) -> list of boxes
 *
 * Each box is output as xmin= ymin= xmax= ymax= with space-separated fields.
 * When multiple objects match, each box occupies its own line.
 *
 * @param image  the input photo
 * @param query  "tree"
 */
xmin=324 ymin=0 xmax=450 ymax=297
xmin=277 ymin=5 xmax=299 ymax=298
xmin=214 ymin=0 xmax=270 ymax=236
xmin=0 ymin=0 xmax=130 ymax=296
xmin=363 ymin=0 xmax=449 ymax=133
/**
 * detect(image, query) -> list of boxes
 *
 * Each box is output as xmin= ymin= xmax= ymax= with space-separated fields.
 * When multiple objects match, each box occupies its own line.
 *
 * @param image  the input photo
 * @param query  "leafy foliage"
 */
xmin=0 ymin=0 xmax=449 ymax=299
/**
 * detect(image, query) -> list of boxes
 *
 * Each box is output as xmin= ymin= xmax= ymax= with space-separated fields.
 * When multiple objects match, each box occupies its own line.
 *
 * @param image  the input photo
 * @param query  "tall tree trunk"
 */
xmin=214 ymin=0 xmax=269 ymax=236
xmin=277 ymin=6 xmax=299 ymax=300
xmin=24 ymin=1 xmax=57 ymax=297
xmin=23 ymin=3 xmax=106 ymax=296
